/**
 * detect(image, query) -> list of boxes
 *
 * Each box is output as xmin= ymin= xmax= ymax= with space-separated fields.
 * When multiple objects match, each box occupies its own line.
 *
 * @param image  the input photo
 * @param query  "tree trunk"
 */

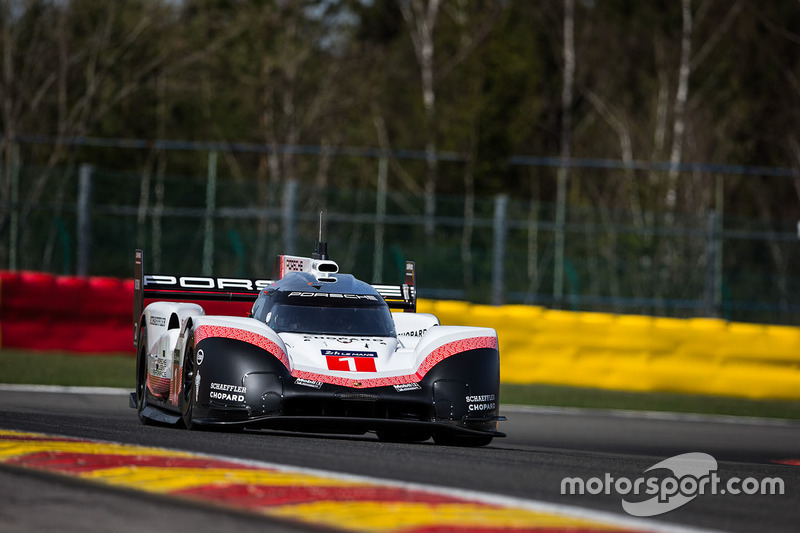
xmin=399 ymin=0 xmax=442 ymax=237
xmin=554 ymin=0 xmax=575 ymax=307
xmin=666 ymin=0 xmax=693 ymax=215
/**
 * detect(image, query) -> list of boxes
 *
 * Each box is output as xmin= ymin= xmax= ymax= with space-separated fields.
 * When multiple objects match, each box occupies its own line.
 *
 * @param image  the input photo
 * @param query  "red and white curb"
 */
xmin=0 ymin=429 xmax=724 ymax=533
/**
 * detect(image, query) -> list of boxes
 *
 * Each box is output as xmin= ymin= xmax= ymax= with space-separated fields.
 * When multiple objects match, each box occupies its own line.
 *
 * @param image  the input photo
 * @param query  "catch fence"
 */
xmin=1 ymin=138 xmax=798 ymax=325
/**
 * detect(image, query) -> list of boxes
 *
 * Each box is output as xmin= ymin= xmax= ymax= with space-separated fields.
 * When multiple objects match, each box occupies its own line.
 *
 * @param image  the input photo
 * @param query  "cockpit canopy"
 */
xmin=251 ymin=276 xmax=396 ymax=337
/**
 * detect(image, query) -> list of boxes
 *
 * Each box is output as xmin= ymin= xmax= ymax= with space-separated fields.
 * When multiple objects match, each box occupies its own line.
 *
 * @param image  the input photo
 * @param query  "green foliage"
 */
xmin=4 ymin=1 xmax=799 ymax=196
xmin=1 ymin=0 xmax=798 ymax=324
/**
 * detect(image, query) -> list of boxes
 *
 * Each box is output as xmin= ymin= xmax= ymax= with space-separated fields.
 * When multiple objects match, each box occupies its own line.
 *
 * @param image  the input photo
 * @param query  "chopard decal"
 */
xmin=466 ymin=394 xmax=496 ymax=412
xmin=209 ymin=382 xmax=246 ymax=402
xmin=399 ymin=328 xmax=427 ymax=337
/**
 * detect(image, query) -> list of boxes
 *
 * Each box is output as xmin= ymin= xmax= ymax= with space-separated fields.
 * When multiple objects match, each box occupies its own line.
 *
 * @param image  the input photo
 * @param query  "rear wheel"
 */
xmin=180 ymin=331 xmax=197 ymax=429
xmin=135 ymin=328 xmax=153 ymax=425
xmin=433 ymin=432 xmax=493 ymax=447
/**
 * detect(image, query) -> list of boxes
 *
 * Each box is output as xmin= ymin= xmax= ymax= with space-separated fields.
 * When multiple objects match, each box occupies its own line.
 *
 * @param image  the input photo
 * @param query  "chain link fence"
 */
xmin=2 ymin=148 xmax=799 ymax=326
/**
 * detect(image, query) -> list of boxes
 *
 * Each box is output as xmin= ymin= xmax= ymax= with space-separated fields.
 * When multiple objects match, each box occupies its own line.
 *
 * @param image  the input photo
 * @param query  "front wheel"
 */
xmin=180 ymin=331 xmax=197 ymax=429
xmin=135 ymin=327 xmax=153 ymax=425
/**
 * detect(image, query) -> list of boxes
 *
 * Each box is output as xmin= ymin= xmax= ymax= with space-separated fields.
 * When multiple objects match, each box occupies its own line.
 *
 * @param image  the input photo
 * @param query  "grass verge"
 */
xmin=501 ymin=383 xmax=800 ymax=420
xmin=0 ymin=349 xmax=134 ymax=389
xmin=2 ymin=350 xmax=799 ymax=420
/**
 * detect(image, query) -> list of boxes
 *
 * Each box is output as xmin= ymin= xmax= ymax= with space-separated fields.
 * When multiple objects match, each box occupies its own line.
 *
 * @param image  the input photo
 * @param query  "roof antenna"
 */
xmin=312 ymin=211 xmax=328 ymax=260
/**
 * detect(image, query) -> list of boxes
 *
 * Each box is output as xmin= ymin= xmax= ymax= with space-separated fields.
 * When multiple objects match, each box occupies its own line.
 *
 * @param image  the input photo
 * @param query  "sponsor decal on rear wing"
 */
xmin=373 ymin=261 xmax=417 ymax=313
xmin=133 ymin=250 xmax=418 ymax=346
xmin=272 ymin=253 xmax=417 ymax=313
xmin=133 ymin=249 xmax=269 ymax=346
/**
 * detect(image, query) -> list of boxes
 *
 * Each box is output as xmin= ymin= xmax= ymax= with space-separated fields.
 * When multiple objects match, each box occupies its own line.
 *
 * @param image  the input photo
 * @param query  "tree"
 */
xmin=398 ymin=0 xmax=442 ymax=236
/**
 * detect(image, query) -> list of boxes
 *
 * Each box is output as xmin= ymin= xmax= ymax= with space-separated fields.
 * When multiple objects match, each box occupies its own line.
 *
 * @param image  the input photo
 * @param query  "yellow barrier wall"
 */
xmin=418 ymin=300 xmax=800 ymax=401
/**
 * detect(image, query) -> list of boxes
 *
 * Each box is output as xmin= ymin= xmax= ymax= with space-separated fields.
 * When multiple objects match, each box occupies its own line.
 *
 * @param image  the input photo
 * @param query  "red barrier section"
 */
xmin=0 ymin=271 xmax=256 ymax=354
xmin=0 ymin=271 xmax=135 ymax=354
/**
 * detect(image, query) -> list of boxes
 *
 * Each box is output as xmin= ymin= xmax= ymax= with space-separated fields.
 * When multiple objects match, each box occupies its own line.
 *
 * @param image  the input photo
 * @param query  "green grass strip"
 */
xmin=0 ymin=349 xmax=134 ymax=388
xmin=502 ymin=383 xmax=800 ymax=420
xmin=2 ymin=350 xmax=799 ymax=420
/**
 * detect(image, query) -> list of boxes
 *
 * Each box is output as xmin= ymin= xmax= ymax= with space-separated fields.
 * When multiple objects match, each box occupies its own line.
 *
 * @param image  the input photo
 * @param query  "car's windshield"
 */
xmin=266 ymin=303 xmax=396 ymax=337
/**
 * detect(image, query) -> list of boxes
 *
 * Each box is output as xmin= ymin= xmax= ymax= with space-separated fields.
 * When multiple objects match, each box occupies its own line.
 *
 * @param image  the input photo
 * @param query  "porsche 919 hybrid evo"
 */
xmin=130 ymin=242 xmax=505 ymax=446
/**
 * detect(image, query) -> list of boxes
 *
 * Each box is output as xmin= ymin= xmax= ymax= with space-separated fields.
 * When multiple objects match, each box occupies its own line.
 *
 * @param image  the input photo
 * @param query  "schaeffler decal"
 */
xmin=466 ymin=394 xmax=496 ymax=412
xmin=194 ymin=325 xmax=290 ymax=370
xmin=210 ymin=382 xmax=246 ymax=394
xmin=209 ymin=382 xmax=246 ymax=402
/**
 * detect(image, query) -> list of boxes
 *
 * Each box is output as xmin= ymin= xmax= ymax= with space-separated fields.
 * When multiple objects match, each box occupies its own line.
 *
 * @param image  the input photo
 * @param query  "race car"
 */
xmin=130 ymin=242 xmax=505 ymax=446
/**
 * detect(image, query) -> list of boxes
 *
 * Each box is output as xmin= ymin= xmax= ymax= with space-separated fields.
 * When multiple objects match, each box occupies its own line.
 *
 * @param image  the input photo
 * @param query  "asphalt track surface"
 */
xmin=0 ymin=387 xmax=798 ymax=533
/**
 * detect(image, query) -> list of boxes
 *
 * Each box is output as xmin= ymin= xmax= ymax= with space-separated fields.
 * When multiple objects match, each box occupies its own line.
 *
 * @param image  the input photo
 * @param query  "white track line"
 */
xmin=0 ymin=384 xmax=130 ymax=395
xmin=503 ymin=404 xmax=800 ymax=427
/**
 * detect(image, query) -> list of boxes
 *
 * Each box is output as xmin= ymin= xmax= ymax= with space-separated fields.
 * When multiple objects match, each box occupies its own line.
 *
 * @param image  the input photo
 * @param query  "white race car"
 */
xmin=131 ymin=241 xmax=504 ymax=446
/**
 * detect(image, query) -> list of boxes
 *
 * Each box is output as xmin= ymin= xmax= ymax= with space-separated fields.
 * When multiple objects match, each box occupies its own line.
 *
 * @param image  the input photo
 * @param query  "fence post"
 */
xmin=703 ymin=211 xmax=721 ymax=317
xmin=282 ymin=179 xmax=298 ymax=255
xmin=202 ymin=151 xmax=217 ymax=276
xmin=492 ymin=194 xmax=508 ymax=306
xmin=372 ymin=155 xmax=388 ymax=282
xmin=714 ymin=175 xmax=724 ymax=316
xmin=76 ymin=164 xmax=94 ymax=276
xmin=553 ymin=168 xmax=568 ymax=308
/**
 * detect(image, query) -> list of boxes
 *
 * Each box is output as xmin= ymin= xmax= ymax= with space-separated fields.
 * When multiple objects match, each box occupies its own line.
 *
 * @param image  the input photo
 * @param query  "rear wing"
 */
xmin=373 ymin=261 xmax=417 ymax=313
xmin=272 ymin=253 xmax=417 ymax=313
xmin=133 ymin=250 xmax=268 ymax=347
xmin=133 ymin=250 xmax=417 ymax=346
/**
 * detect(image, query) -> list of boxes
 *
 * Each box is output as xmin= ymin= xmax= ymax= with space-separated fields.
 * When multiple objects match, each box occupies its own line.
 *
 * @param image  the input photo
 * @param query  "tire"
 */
xmin=433 ymin=432 xmax=493 ymax=447
xmin=180 ymin=331 xmax=197 ymax=429
xmin=135 ymin=327 xmax=153 ymax=425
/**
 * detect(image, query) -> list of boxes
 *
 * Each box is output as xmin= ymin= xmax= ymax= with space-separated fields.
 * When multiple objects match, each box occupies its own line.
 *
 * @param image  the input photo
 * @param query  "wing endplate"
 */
xmin=133 ymin=249 xmax=268 ymax=347
xmin=373 ymin=261 xmax=417 ymax=312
